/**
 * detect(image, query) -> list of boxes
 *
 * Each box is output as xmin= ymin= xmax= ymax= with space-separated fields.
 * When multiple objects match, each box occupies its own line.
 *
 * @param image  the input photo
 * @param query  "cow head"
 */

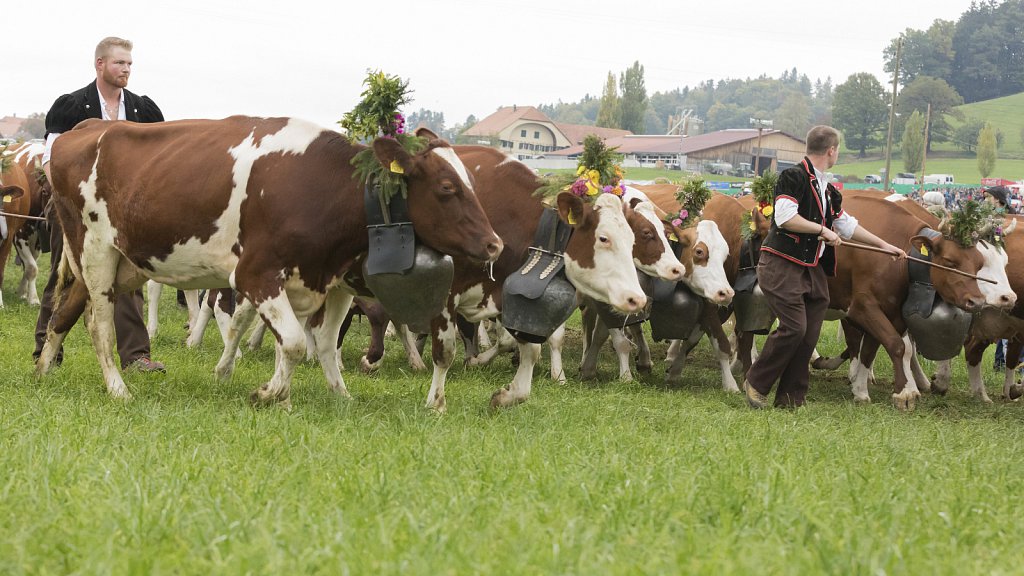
xmin=910 ymin=234 xmax=1016 ymax=312
xmin=625 ymin=198 xmax=685 ymax=281
xmin=672 ymin=219 xmax=734 ymax=305
xmin=557 ymin=192 xmax=646 ymax=313
xmin=371 ymin=137 xmax=503 ymax=264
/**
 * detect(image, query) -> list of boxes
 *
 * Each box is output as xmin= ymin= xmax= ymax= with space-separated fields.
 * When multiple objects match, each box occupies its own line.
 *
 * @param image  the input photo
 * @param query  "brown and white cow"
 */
xmin=578 ymin=188 xmax=736 ymax=386
xmin=825 ymin=194 xmax=1016 ymax=409
xmin=0 ymin=147 xmax=32 ymax=308
xmin=2 ymin=141 xmax=48 ymax=306
xmin=39 ymin=116 xmax=503 ymax=407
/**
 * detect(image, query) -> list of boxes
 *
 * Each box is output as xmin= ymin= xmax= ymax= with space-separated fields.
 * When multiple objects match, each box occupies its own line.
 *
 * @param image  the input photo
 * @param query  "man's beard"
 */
xmin=103 ymin=69 xmax=129 ymax=88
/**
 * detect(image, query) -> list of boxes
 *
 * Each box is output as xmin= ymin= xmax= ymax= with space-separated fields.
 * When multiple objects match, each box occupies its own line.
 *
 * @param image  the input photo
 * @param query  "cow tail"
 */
xmin=52 ymin=246 xmax=76 ymax=312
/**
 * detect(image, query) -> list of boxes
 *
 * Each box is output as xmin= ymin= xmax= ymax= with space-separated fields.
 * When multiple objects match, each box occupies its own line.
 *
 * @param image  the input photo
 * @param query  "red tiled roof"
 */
xmin=462 ymin=106 xmax=552 ymax=136
xmin=0 ymin=116 xmax=26 ymax=138
xmin=548 ymin=129 xmax=794 ymax=156
xmin=556 ymin=123 xmax=632 ymax=146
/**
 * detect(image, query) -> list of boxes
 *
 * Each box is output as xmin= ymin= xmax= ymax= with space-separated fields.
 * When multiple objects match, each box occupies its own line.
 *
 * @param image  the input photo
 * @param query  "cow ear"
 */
xmin=371 ymin=137 xmax=415 ymax=176
xmin=556 ymin=192 xmax=586 ymax=227
xmin=909 ymin=235 xmax=937 ymax=256
xmin=415 ymin=127 xmax=440 ymax=140
xmin=1 ymin=185 xmax=24 ymax=201
xmin=628 ymin=197 xmax=644 ymax=210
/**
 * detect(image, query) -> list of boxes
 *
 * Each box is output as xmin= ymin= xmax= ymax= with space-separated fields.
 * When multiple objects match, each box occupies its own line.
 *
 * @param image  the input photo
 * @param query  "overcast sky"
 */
xmin=5 ymin=0 xmax=976 ymax=131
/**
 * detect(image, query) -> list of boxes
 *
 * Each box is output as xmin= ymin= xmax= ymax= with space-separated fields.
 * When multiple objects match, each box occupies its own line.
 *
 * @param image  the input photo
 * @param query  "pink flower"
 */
xmin=603 ymin=185 xmax=613 ymax=194
xmin=672 ymin=218 xmax=683 ymax=227
xmin=678 ymin=209 xmax=688 ymax=220
xmin=570 ymin=179 xmax=588 ymax=196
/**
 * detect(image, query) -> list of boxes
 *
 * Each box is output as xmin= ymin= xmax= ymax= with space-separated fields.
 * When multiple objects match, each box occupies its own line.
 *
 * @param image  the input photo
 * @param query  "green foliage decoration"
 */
xmin=338 ymin=70 xmax=426 ymax=204
xmin=940 ymin=200 xmax=1007 ymax=250
xmin=667 ymin=176 xmax=711 ymax=228
xmin=534 ymin=134 xmax=625 ymax=201
xmin=750 ymin=171 xmax=778 ymax=205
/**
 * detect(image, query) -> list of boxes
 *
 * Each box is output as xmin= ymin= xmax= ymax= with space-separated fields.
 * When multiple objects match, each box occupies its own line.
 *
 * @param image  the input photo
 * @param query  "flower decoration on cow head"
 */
xmin=741 ymin=171 xmax=779 ymax=240
xmin=339 ymin=70 xmax=426 ymax=204
xmin=535 ymin=134 xmax=625 ymax=203
xmin=937 ymin=200 xmax=1013 ymax=250
xmin=669 ymin=176 xmax=711 ymax=229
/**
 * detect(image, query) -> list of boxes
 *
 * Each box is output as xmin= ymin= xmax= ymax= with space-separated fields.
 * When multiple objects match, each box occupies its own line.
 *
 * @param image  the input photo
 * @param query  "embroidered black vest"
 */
xmin=761 ymin=158 xmax=844 ymax=276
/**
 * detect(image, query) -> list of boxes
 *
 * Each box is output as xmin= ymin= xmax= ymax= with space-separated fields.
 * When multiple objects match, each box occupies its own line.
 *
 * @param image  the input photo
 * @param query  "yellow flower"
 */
xmin=577 ymin=165 xmax=586 ymax=176
xmin=588 ymin=169 xmax=600 ymax=183
xmin=586 ymin=180 xmax=600 ymax=196
xmin=761 ymin=205 xmax=774 ymax=217
xmin=749 ymin=220 xmax=756 ymax=231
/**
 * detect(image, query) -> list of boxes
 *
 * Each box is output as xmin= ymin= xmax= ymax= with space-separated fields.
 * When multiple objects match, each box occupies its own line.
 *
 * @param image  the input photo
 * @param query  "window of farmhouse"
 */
xmin=533 ymin=131 xmax=540 ymax=139
xmin=520 ymin=129 xmax=527 ymax=137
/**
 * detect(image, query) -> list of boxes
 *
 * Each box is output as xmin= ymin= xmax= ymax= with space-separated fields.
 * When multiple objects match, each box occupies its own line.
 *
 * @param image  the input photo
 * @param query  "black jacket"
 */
xmin=45 ymin=81 xmax=163 ymax=136
xmin=761 ymin=157 xmax=845 ymax=276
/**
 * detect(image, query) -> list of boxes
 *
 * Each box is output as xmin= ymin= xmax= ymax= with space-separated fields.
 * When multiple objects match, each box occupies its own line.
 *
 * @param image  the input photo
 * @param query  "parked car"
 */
xmin=864 ymin=174 xmax=882 ymax=184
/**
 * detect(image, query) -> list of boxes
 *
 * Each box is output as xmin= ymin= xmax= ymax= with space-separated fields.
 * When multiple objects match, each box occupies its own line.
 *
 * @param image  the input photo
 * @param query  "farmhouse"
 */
xmin=460 ymin=105 xmax=631 ymax=159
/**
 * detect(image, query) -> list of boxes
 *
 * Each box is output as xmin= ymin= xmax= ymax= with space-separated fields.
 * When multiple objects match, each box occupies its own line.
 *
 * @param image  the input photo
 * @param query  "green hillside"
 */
xmin=938 ymin=92 xmax=1024 ymax=157
xmin=835 ymin=91 xmax=1024 ymax=185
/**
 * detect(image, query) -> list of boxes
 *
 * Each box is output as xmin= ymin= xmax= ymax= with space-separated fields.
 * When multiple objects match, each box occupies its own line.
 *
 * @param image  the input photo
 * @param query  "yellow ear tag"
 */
xmin=2 ymin=195 xmax=10 ymax=204
xmin=389 ymin=160 xmax=404 ymax=174
xmin=669 ymin=232 xmax=679 ymax=242
xmin=920 ymin=246 xmax=929 ymax=256
xmin=567 ymin=211 xmax=577 ymax=225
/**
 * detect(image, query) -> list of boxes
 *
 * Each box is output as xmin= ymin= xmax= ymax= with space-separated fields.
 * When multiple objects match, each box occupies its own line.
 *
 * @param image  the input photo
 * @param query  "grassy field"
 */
xmin=3 ymin=255 xmax=1024 ymax=575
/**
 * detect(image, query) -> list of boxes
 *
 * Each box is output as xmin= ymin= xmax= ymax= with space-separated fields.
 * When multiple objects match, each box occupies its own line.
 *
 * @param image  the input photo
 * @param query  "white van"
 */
xmin=924 ymin=174 xmax=954 ymax=185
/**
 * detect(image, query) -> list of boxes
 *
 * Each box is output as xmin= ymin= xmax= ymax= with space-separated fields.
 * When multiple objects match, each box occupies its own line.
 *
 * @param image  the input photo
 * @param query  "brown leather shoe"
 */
xmin=126 ymin=357 xmax=166 ymax=373
xmin=744 ymin=380 xmax=768 ymax=409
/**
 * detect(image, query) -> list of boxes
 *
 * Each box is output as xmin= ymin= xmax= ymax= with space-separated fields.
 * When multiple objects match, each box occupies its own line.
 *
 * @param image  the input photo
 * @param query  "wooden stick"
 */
xmin=840 ymin=240 xmax=997 ymax=284
xmin=0 ymin=211 xmax=46 ymax=222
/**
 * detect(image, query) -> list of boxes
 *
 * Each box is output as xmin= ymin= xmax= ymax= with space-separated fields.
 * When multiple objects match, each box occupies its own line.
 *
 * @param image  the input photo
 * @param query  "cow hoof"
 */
xmin=249 ymin=384 xmax=290 ymax=408
xmin=618 ymin=372 xmax=634 ymax=383
xmin=853 ymin=395 xmax=872 ymax=404
xmin=359 ymin=356 xmax=381 ymax=374
xmin=1008 ymin=385 xmax=1024 ymax=401
xmin=891 ymin=390 xmax=919 ymax=411
xmin=929 ymin=375 xmax=950 ymax=395
xmin=636 ymin=363 xmax=653 ymax=375
xmin=489 ymin=387 xmax=525 ymax=410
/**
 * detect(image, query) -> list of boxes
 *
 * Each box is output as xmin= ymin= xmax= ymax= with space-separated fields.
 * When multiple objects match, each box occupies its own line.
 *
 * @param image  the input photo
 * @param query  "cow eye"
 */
xmin=599 ymin=235 xmax=610 ymax=245
xmin=440 ymin=181 xmax=457 ymax=195
xmin=696 ymin=247 xmax=706 ymax=258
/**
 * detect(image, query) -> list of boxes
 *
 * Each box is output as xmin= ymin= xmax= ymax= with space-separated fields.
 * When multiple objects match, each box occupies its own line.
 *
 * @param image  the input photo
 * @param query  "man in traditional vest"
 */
xmin=744 ymin=125 xmax=906 ymax=408
xmin=34 ymin=36 xmax=166 ymax=373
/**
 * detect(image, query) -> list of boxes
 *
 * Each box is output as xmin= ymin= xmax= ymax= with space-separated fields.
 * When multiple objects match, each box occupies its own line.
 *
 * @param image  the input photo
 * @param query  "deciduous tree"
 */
xmin=832 ymin=73 xmax=888 ymax=157
xmin=596 ymin=72 xmax=620 ymax=129
xmin=619 ymin=61 xmax=647 ymax=134
xmin=977 ymin=122 xmax=997 ymax=178
xmin=901 ymin=110 xmax=925 ymax=174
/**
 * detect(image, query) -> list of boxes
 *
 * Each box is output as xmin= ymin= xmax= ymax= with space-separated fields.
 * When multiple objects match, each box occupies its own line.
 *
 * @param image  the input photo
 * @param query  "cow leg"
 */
xmin=211 ymin=292 xmax=240 ymax=359
xmin=702 ymin=308 xmax=739 ymax=392
xmin=1005 ymin=338 xmax=1024 ymax=400
xmin=732 ymin=330 xmax=758 ymax=376
xmin=908 ymin=345 xmax=932 ymax=393
xmin=578 ymin=303 xmax=606 ymax=380
xmin=931 ymin=360 xmax=952 ymax=395
xmin=963 ymin=338 xmax=993 ymax=403
xmin=628 ymin=323 xmax=652 ymax=375
xmin=477 ymin=321 xmax=493 ymax=349
xmin=310 ymin=290 xmax=353 ymax=397
xmin=490 ymin=341 xmax=542 ymax=409
xmin=215 ymin=297 xmax=257 ymax=381
xmin=186 ymin=293 xmax=216 ymax=348
xmin=247 ymin=321 xmax=266 ymax=351
xmin=456 ymin=315 xmax=480 ymax=361
xmin=146 ymin=279 xmax=162 ymax=339
xmin=76 ymin=248 xmax=131 ymax=398
xmin=664 ymin=330 xmax=703 ymax=387
xmin=548 ymin=323 xmax=567 ymax=384
xmin=426 ymin=305 xmax=458 ymax=412
xmin=467 ymin=325 xmax=516 ymax=367
xmin=608 ymin=328 xmax=635 ymax=381
xmin=248 ymin=293 xmax=307 ymax=409
xmin=14 ymin=234 xmax=40 ymax=305
xmin=396 ymin=324 xmax=427 ymax=371
xmin=37 ymin=276 xmax=88 ymax=376
xmin=184 ymin=289 xmax=201 ymax=332
xmin=359 ymin=302 xmax=390 ymax=373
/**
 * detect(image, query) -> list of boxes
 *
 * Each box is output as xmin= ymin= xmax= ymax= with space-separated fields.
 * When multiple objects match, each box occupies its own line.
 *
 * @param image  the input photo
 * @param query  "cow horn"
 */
xmin=1005 ymin=217 xmax=1017 ymax=236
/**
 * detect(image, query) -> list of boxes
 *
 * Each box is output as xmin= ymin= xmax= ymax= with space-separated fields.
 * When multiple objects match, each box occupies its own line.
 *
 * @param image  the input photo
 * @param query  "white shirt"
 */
xmin=42 ymin=86 xmax=124 ymax=165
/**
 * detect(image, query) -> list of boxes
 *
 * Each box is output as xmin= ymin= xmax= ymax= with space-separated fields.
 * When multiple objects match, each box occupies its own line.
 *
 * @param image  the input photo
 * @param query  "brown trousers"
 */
xmin=33 ymin=214 xmax=151 ymax=369
xmin=745 ymin=251 xmax=829 ymax=407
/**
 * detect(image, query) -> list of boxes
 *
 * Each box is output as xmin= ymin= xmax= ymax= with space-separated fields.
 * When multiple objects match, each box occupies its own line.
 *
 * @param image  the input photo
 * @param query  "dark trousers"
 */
xmin=746 ymin=251 xmax=829 ymax=407
xmin=33 ymin=214 xmax=151 ymax=369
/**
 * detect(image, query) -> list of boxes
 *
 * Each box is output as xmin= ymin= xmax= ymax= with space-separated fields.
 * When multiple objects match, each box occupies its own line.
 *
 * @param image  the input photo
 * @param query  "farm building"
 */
xmin=543 ymin=129 xmax=808 ymax=174
xmin=460 ymin=105 xmax=631 ymax=159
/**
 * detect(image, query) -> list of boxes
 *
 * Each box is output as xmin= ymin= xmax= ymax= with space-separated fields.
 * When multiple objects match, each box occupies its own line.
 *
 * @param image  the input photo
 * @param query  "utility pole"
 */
xmin=882 ymin=36 xmax=903 ymax=193
xmin=750 ymin=117 xmax=773 ymax=175
xmin=919 ymin=103 xmax=931 ymax=193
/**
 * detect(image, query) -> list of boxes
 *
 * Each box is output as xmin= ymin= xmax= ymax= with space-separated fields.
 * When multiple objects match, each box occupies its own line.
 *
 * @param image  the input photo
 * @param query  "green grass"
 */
xmin=3 ymin=255 xmax=1024 ymax=575
xmin=833 ymin=155 xmax=1024 ymax=185
xmin=949 ymin=92 xmax=1024 ymax=156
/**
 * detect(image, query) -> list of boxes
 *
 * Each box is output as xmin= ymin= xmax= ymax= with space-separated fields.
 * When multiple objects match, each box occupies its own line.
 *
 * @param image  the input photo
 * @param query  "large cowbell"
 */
xmin=362 ymin=182 xmax=453 ymax=334
xmin=502 ymin=209 xmax=577 ymax=344
xmin=732 ymin=267 xmax=775 ymax=334
xmin=647 ymin=240 xmax=705 ymax=341
xmin=901 ymin=233 xmax=973 ymax=360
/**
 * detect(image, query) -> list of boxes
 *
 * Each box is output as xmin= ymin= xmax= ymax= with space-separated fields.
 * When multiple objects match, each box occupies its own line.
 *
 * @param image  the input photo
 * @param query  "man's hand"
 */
xmin=884 ymin=243 xmax=908 ymax=261
xmin=818 ymin=226 xmax=842 ymax=247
